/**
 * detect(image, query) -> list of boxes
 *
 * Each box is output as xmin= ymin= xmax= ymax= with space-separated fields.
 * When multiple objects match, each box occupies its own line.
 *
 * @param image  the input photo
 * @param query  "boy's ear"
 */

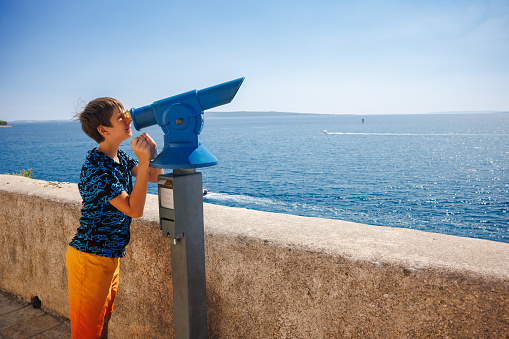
xmin=97 ymin=125 xmax=109 ymax=136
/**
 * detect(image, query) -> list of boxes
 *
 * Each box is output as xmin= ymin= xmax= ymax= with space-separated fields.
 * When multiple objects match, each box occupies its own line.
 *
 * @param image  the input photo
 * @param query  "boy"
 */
xmin=67 ymin=97 xmax=163 ymax=338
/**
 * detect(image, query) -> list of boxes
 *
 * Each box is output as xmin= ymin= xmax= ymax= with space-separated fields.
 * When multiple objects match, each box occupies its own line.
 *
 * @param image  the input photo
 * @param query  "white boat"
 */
xmin=319 ymin=130 xmax=328 ymax=134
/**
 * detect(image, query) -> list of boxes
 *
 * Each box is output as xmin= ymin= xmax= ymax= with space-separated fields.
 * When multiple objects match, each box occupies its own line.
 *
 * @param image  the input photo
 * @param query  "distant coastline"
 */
xmin=6 ymin=119 xmax=75 ymax=124
xmin=206 ymin=111 xmax=321 ymax=117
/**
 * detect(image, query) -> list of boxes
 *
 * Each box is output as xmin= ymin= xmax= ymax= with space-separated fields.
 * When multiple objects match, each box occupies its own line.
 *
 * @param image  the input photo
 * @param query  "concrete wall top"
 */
xmin=1 ymin=174 xmax=508 ymax=281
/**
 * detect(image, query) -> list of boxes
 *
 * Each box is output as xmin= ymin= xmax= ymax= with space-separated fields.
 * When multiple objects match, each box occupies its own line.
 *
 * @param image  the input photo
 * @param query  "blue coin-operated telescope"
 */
xmin=127 ymin=77 xmax=244 ymax=169
xmin=126 ymin=77 xmax=244 ymax=338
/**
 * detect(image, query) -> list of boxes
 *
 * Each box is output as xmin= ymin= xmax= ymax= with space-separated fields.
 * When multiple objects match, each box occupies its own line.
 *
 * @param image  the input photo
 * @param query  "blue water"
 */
xmin=1 ymin=113 xmax=508 ymax=243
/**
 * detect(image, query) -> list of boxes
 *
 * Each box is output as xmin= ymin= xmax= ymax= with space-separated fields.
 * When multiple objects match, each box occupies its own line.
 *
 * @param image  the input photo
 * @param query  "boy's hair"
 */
xmin=74 ymin=97 xmax=124 ymax=143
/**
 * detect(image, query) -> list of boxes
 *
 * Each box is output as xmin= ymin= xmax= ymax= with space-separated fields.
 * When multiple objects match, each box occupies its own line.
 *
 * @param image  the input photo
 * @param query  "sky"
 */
xmin=0 ymin=0 xmax=508 ymax=121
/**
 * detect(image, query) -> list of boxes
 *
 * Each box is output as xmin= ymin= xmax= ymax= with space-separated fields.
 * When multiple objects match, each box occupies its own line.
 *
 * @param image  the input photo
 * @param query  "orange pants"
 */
xmin=66 ymin=246 xmax=120 ymax=339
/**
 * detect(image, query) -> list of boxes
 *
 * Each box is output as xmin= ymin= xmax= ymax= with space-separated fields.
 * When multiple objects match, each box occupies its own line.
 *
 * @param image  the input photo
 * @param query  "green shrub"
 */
xmin=7 ymin=168 xmax=32 ymax=178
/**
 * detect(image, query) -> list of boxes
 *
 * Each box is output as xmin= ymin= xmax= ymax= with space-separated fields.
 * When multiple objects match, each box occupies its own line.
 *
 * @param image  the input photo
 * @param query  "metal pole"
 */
xmin=158 ymin=169 xmax=208 ymax=338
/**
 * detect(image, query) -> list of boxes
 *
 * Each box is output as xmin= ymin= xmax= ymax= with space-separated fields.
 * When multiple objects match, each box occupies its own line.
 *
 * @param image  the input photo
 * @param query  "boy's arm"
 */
xmin=109 ymin=136 xmax=151 ymax=218
xmin=148 ymin=167 xmax=164 ymax=183
xmin=131 ymin=164 xmax=163 ymax=183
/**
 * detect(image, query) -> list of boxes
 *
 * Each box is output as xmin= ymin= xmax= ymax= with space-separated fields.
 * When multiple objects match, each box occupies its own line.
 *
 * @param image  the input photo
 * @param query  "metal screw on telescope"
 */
xmin=128 ymin=78 xmax=244 ymax=338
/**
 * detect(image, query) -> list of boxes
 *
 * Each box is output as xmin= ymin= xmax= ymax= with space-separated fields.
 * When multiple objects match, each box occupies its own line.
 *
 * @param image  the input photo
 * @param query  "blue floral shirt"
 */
xmin=70 ymin=148 xmax=138 ymax=257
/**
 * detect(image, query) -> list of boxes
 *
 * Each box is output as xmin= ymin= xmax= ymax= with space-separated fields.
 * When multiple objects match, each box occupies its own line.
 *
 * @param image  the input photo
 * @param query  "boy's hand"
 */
xmin=138 ymin=133 xmax=158 ymax=160
xmin=131 ymin=135 xmax=151 ymax=164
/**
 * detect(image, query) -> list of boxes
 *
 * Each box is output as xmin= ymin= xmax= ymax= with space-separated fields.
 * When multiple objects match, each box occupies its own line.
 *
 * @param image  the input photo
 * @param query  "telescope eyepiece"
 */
xmin=122 ymin=109 xmax=132 ymax=123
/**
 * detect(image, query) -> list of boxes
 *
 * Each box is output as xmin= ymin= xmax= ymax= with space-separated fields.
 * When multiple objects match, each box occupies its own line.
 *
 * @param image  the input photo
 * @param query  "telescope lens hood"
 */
xmin=197 ymin=77 xmax=244 ymax=111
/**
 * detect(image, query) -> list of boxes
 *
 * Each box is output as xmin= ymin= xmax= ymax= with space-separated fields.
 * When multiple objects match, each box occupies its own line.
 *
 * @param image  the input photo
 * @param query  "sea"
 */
xmin=1 ymin=112 xmax=508 ymax=243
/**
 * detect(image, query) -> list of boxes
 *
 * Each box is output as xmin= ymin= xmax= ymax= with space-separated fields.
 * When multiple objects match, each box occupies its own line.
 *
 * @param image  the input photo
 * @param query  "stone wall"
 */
xmin=0 ymin=175 xmax=508 ymax=338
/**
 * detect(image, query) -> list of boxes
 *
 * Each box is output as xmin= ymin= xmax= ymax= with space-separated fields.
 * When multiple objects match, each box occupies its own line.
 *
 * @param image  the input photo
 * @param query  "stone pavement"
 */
xmin=0 ymin=291 xmax=71 ymax=339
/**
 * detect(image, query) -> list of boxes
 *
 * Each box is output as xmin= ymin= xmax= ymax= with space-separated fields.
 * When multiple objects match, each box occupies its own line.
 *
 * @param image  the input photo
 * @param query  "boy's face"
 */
xmin=100 ymin=107 xmax=133 ymax=142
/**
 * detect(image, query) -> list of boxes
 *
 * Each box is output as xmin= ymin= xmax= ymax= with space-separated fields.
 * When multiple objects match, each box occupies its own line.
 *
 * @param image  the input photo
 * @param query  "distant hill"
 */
xmin=205 ymin=111 xmax=321 ymax=117
xmin=426 ymin=110 xmax=509 ymax=115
